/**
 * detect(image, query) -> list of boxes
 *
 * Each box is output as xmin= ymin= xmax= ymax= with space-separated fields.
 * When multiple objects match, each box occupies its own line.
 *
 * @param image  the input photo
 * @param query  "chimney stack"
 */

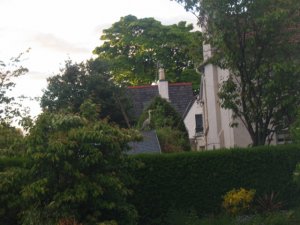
xmin=159 ymin=68 xmax=165 ymax=80
xmin=157 ymin=67 xmax=169 ymax=100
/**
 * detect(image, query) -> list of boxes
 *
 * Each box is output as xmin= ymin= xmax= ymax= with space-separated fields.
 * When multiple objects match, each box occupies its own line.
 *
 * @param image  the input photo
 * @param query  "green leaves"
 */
xmin=21 ymin=112 xmax=140 ymax=224
xmin=94 ymin=15 xmax=203 ymax=86
xmin=41 ymin=60 xmax=132 ymax=127
xmin=181 ymin=0 xmax=300 ymax=145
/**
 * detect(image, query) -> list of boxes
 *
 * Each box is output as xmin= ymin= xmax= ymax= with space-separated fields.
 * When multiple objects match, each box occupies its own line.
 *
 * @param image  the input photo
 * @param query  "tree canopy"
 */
xmin=0 ymin=106 xmax=141 ymax=225
xmin=175 ymin=0 xmax=300 ymax=145
xmin=41 ymin=60 xmax=132 ymax=127
xmin=21 ymin=111 xmax=140 ymax=225
xmin=93 ymin=15 xmax=203 ymax=88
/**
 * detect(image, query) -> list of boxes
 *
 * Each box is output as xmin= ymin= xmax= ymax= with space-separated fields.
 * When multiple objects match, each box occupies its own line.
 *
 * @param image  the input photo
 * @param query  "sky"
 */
xmin=0 ymin=0 xmax=198 ymax=118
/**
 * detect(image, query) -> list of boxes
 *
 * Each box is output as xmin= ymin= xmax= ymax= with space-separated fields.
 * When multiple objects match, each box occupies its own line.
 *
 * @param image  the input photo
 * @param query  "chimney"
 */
xmin=158 ymin=68 xmax=169 ymax=100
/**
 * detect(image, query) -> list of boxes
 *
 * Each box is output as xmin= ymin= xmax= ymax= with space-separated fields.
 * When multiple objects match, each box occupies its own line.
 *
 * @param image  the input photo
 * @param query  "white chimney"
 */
xmin=159 ymin=68 xmax=165 ymax=80
xmin=158 ymin=68 xmax=169 ymax=100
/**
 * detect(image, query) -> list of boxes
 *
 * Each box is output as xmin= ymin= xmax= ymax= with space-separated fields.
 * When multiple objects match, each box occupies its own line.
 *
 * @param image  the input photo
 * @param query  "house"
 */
xmin=200 ymin=43 xmax=252 ymax=149
xmin=127 ymin=68 xmax=205 ymax=150
xmin=200 ymin=43 xmax=292 ymax=149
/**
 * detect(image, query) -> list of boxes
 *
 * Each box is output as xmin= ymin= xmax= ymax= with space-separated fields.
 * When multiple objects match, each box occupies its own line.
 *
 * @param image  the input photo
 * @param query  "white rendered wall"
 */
xmin=184 ymin=100 xmax=203 ymax=139
xmin=202 ymin=64 xmax=221 ymax=149
xmin=184 ymin=100 xmax=205 ymax=150
xmin=202 ymin=43 xmax=253 ymax=149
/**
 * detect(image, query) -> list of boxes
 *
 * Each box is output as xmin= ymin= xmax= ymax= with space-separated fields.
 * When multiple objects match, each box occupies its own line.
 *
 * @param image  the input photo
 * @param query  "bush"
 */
xmin=222 ymin=188 xmax=255 ymax=215
xmin=130 ymin=145 xmax=300 ymax=225
xmin=255 ymin=191 xmax=284 ymax=213
xmin=21 ymin=112 xmax=140 ymax=225
xmin=156 ymin=127 xmax=187 ymax=153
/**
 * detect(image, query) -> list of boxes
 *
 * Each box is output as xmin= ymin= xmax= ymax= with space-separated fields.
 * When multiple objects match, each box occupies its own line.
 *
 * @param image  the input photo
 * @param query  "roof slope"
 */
xmin=127 ymin=82 xmax=194 ymax=119
xmin=127 ymin=130 xmax=161 ymax=154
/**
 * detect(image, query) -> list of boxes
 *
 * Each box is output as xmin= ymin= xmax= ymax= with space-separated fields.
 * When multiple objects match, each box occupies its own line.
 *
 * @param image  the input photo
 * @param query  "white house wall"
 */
xmin=203 ymin=64 xmax=222 ymax=149
xmin=202 ymin=57 xmax=253 ymax=149
xmin=184 ymin=100 xmax=202 ymax=139
xmin=183 ymin=100 xmax=205 ymax=149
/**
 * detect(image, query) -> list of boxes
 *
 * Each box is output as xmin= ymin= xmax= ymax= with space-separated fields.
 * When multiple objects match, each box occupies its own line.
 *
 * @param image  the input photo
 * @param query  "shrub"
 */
xmin=222 ymin=188 xmax=255 ymax=215
xmin=156 ymin=127 xmax=186 ymax=153
xmin=130 ymin=145 xmax=300 ymax=225
xmin=21 ymin=112 xmax=140 ymax=225
xmin=255 ymin=191 xmax=284 ymax=213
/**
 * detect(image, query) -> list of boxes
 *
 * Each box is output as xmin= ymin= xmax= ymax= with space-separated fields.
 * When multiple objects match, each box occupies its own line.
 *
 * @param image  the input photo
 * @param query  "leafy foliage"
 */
xmin=41 ymin=60 xmax=132 ymax=127
xmin=0 ymin=51 xmax=29 ymax=124
xmin=222 ymin=188 xmax=256 ymax=215
xmin=0 ymin=163 xmax=25 ymax=225
xmin=138 ymin=97 xmax=190 ymax=152
xmin=0 ymin=123 xmax=24 ymax=156
xmin=174 ymin=0 xmax=300 ymax=146
xmin=94 ymin=15 xmax=203 ymax=88
xmin=19 ymin=110 xmax=141 ymax=225
xmin=131 ymin=145 xmax=300 ymax=224
xmin=255 ymin=191 xmax=284 ymax=213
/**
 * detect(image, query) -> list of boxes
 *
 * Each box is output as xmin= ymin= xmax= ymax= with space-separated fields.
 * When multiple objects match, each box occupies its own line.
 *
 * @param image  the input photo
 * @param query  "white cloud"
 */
xmin=32 ymin=32 xmax=90 ymax=54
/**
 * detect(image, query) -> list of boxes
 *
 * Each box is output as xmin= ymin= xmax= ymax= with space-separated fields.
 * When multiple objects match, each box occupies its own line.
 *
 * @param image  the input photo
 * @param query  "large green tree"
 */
xmin=93 ymin=15 xmax=203 ymax=88
xmin=41 ymin=59 xmax=132 ymax=127
xmin=20 ymin=108 xmax=141 ymax=225
xmin=174 ymin=0 xmax=300 ymax=146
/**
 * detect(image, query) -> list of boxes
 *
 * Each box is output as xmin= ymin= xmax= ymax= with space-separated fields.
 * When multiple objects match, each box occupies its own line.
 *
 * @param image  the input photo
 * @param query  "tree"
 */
xmin=41 ymin=59 xmax=132 ymax=127
xmin=138 ymin=97 xmax=190 ymax=152
xmin=21 ymin=109 xmax=141 ymax=225
xmin=0 ymin=51 xmax=29 ymax=124
xmin=0 ymin=124 xmax=25 ymax=225
xmin=0 ymin=123 xmax=24 ymax=156
xmin=174 ymin=0 xmax=300 ymax=146
xmin=93 ymin=15 xmax=203 ymax=89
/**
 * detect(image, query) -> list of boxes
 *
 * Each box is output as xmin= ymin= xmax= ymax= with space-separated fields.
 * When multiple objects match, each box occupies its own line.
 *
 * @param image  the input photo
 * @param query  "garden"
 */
xmin=130 ymin=145 xmax=300 ymax=225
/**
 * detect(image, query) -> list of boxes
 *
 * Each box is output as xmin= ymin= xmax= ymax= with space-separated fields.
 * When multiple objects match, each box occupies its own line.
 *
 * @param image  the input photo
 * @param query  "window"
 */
xmin=195 ymin=114 xmax=203 ymax=134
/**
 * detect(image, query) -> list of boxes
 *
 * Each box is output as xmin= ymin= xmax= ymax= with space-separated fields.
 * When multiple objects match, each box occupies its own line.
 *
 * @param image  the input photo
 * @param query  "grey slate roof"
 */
xmin=127 ymin=130 xmax=161 ymax=154
xmin=127 ymin=85 xmax=159 ymax=119
xmin=168 ymin=83 xmax=194 ymax=116
xmin=127 ymin=82 xmax=194 ymax=119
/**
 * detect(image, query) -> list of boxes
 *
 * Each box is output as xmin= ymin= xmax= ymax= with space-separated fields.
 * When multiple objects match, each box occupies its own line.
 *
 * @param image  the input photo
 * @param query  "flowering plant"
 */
xmin=222 ymin=188 xmax=256 ymax=215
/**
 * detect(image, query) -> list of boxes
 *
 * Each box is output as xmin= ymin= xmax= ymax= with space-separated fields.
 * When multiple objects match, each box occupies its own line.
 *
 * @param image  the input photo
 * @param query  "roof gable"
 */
xmin=127 ymin=82 xmax=194 ymax=119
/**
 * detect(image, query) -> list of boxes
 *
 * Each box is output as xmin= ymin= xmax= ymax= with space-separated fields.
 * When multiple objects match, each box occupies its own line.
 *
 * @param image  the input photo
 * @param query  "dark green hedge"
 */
xmin=130 ymin=145 xmax=300 ymax=225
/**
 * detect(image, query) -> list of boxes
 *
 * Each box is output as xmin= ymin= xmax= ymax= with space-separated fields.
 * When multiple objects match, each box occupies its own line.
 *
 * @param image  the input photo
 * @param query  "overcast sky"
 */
xmin=0 ymin=0 xmax=198 ymax=117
